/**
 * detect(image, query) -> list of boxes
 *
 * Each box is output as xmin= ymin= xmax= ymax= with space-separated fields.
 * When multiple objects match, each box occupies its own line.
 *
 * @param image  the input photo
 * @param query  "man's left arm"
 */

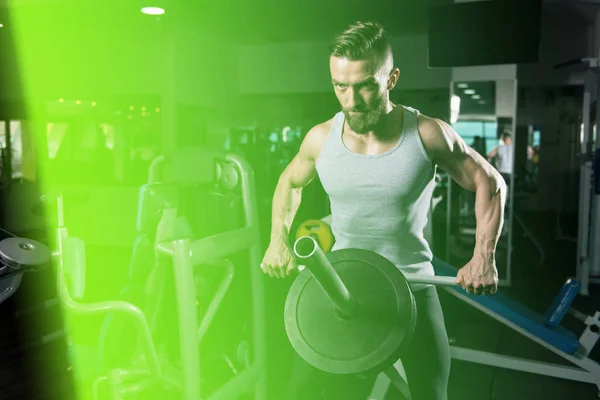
xmin=419 ymin=116 xmax=507 ymax=295
xmin=487 ymin=147 xmax=498 ymax=162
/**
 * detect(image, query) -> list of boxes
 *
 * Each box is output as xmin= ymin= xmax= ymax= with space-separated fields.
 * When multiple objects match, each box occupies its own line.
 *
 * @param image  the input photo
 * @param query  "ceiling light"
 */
xmin=471 ymin=94 xmax=481 ymax=100
xmin=478 ymin=100 xmax=486 ymax=105
xmin=464 ymin=89 xmax=475 ymax=95
xmin=457 ymin=83 xmax=468 ymax=89
xmin=0 ymin=23 xmax=4 ymax=28
xmin=141 ymin=7 xmax=165 ymax=15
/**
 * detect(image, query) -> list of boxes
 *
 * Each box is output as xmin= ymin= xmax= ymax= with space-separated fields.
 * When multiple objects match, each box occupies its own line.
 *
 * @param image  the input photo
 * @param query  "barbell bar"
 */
xmin=293 ymin=236 xmax=458 ymax=316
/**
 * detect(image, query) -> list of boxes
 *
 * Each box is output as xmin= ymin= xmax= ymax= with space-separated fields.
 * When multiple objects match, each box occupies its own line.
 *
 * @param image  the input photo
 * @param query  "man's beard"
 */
xmin=343 ymin=96 xmax=387 ymax=134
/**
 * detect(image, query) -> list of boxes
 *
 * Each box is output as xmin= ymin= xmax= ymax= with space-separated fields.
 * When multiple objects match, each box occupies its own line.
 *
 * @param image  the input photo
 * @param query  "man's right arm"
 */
xmin=269 ymin=123 xmax=328 ymax=244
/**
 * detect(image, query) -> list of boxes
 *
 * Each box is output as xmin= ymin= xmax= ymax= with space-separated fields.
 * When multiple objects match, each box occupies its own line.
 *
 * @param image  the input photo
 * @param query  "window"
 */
xmin=532 ymin=129 xmax=540 ymax=147
xmin=452 ymin=120 xmax=498 ymax=155
xmin=47 ymin=122 xmax=69 ymax=159
xmin=9 ymin=121 xmax=22 ymax=179
xmin=0 ymin=121 xmax=5 ymax=145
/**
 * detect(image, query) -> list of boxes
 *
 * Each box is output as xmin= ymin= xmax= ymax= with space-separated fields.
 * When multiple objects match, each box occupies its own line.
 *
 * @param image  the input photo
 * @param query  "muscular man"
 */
xmin=261 ymin=21 xmax=506 ymax=400
xmin=487 ymin=131 xmax=514 ymax=185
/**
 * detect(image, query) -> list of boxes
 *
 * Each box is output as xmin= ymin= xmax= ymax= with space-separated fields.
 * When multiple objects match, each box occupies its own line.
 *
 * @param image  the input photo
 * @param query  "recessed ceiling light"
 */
xmin=141 ymin=7 xmax=165 ymax=15
xmin=464 ymin=89 xmax=476 ymax=95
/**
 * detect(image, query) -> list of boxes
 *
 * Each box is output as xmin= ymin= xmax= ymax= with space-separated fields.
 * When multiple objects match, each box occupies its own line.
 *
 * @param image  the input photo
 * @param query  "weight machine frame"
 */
xmin=55 ymin=149 xmax=267 ymax=400
xmin=575 ymin=57 xmax=600 ymax=296
xmin=148 ymin=149 xmax=268 ymax=400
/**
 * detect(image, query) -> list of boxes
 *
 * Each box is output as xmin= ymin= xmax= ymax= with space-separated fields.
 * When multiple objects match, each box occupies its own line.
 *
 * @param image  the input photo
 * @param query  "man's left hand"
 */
xmin=455 ymin=255 xmax=499 ymax=296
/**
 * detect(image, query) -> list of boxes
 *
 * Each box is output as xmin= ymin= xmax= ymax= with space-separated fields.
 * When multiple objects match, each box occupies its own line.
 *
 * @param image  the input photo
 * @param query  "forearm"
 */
xmin=270 ymin=174 xmax=302 ymax=243
xmin=473 ymin=173 xmax=507 ymax=261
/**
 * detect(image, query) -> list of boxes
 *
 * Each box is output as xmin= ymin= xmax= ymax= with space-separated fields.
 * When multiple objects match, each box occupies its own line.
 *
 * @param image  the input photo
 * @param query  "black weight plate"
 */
xmin=0 ymin=237 xmax=51 ymax=268
xmin=285 ymin=248 xmax=416 ymax=375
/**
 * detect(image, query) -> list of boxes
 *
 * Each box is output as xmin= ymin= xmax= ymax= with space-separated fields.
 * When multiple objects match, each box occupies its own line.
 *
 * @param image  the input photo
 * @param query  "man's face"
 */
xmin=330 ymin=51 xmax=397 ymax=134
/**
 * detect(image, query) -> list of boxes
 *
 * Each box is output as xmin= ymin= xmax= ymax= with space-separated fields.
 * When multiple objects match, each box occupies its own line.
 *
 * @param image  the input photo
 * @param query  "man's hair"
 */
xmin=501 ymin=132 xmax=512 ymax=140
xmin=329 ymin=21 xmax=393 ymax=69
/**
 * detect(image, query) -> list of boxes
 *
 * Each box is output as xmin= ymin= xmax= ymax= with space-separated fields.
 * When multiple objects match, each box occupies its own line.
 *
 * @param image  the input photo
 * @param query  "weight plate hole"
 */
xmin=19 ymin=243 xmax=34 ymax=251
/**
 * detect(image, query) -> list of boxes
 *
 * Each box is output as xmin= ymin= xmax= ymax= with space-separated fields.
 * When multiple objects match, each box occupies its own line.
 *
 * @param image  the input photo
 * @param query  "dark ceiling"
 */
xmin=0 ymin=0 xmax=596 ymax=45
xmin=198 ymin=0 xmax=455 ymax=43
xmin=0 ymin=0 xmax=597 ymax=103
xmin=2 ymin=1 xmax=597 ymax=32
xmin=0 ymin=0 xmax=456 ymax=44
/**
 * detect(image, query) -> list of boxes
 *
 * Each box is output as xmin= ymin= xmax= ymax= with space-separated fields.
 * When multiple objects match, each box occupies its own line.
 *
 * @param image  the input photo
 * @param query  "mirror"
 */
xmin=443 ymin=79 xmax=517 ymax=285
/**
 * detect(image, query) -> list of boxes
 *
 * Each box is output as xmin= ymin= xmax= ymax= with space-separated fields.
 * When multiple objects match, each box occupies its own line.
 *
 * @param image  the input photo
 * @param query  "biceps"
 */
xmin=284 ymin=153 xmax=317 ymax=188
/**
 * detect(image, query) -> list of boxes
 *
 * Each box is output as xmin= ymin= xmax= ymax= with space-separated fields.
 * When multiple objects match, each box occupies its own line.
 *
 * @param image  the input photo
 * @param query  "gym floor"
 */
xmin=0 ymin=211 xmax=598 ymax=400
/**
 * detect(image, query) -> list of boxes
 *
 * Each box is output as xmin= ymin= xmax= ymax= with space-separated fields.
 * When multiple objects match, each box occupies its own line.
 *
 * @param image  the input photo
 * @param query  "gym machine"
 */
xmin=576 ymin=57 xmax=600 ymax=296
xmin=0 ymin=215 xmax=65 ymax=357
xmin=54 ymin=148 xmax=267 ymax=400
xmin=555 ymin=55 xmax=600 ymax=296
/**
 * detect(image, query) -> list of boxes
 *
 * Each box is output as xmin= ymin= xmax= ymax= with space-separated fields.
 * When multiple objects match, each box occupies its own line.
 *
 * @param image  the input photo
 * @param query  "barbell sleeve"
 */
xmin=293 ymin=236 xmax=358 ymax=318
xmin=402 ymin=273 xmax=458 ymax=286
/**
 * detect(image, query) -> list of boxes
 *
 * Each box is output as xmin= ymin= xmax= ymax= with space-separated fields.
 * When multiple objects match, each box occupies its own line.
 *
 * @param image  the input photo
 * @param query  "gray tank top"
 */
xmin=495 ymin=144 xmax=513 ymax=174
xmin=315 ymin=106 xmax=436 ymax=291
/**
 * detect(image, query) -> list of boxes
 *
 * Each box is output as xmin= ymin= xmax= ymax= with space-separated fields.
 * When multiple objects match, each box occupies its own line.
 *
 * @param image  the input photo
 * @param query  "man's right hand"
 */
xmin=261 ymin=240 xmax=297 ymax=278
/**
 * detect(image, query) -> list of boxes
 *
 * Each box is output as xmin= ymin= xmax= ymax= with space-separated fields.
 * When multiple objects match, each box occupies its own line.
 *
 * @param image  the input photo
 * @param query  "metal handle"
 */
xmin=402 ymin=274 xmax=458 ymax=286
xmin=297 ymin=264 xmax=458 ymax=287
xmin=293 ymin=236 xmax=358 ymax=318
xmin=292 ymin=237 xmax=459 ymax=303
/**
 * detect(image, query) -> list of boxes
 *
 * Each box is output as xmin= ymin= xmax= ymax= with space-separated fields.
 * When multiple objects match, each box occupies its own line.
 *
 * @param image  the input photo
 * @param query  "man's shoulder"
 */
xmin=414 ymin=114 xmax=459 ymax=162
xmin=416 ymin=114 xmax=445 ymax=143
xmin=310 ymin=115 xmax=337 ymax=137
xmin=301 ymin=115 xmax=337 ymax=160
xmin=305 ymin=116 xmax=337 ymax=145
